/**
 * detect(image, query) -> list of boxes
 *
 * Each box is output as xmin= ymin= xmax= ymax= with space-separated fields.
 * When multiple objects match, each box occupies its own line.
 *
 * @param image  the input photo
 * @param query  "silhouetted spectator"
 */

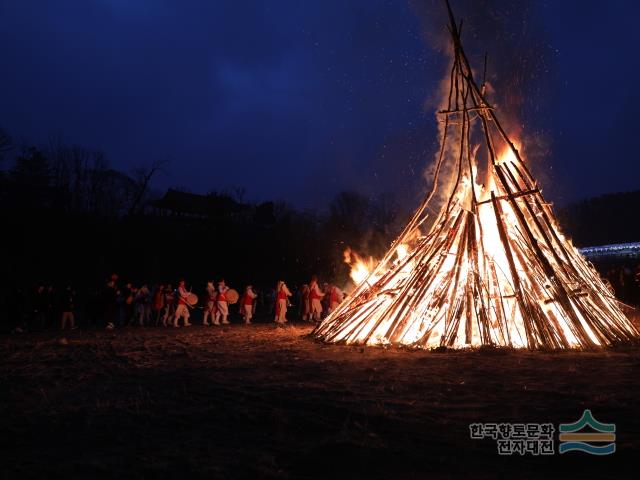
xmin=299 ymin=284 xmax=310 ymax=321
xmin=152 ymin=284 xmax=165 ymax=326
xmin=44 ymin=285 xmax=55 ymax=329
xmin=60 ymin=286 xmax=76 ymax=330
xmin=135 ymin=284 xmax=151 ymax=326
xmin=265 ymin=287 xmax=276 ymax=316
xmin=104 ymin=274 xmax=119 ymax=329
xmin=9 ymin=287 xmax=28 ymax=333
xmin=122 ymin=283 xmax=135 ymax=325
xmin=161 ymin=284 xmax=175 ymax=326
xmin=33 ymin=285 xmax=47 ymax=329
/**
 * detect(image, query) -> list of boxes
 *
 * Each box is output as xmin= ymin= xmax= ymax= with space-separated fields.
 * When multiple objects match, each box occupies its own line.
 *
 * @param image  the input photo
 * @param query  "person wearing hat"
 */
xmin=173 ymin=279 xmax=192 ymax=327
xmin=241 ymin=285 xmax=257 ymax=324
xmin=275 ymin=280 xmax=292 ymax=324
xmin=215 ymin=279 xmax=230 ymax=325
xmin=203 ymin=281 xmax=218 ymax=326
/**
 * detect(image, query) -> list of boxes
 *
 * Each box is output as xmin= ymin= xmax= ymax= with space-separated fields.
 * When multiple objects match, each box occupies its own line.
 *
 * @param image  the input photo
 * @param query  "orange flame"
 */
xmin=343 ymin=247 xmax=378 ymax=286
xmin=344 ymin=244 xmax=411 ymax=287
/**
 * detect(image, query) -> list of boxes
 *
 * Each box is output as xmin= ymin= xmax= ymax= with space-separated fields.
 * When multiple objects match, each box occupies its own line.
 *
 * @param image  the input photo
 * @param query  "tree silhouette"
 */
xmin=0 ymin=127 xmax=12 ymax=162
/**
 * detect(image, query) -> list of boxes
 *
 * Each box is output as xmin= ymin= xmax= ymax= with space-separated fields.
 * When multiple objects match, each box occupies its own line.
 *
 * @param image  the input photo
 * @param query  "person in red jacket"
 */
xmin=309 ymin=275 xmax=324 ymax=322
xmin=241 ymin=285 xmax=257 ymax=324
xmin=275 ymin=280 xmax=292 ymax=324
xmin=173 ymin=279 xmax=192 ymax=328
xmin=216 ymin=279 xmax=230 ymax=325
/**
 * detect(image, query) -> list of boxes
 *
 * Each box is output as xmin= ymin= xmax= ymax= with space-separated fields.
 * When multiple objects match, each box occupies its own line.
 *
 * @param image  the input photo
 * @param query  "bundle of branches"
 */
xmin=314 ymin=1 xmax=639 ymax=350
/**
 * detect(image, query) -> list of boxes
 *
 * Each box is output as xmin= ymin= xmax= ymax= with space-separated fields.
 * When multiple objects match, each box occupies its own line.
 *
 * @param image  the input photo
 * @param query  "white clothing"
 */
xmin=174 ymin=304 xmax=191 ymax=327
xmin=243 ymin=304 xmax=253 ymax=323
xmin=216 ymin=300 xmax=229 ymax=324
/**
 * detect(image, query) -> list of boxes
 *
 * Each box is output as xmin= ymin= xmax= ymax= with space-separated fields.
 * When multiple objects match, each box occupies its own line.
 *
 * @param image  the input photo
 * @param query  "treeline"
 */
xmin=0 ymin=127 xmax=406 ymax=295
xmin=2 ymin=124 xmax=637 ymax=295
xmin=1 ymin=136 xmax=158 ymax=217
xmin=557 ymin=191 xmax=640 ymax=247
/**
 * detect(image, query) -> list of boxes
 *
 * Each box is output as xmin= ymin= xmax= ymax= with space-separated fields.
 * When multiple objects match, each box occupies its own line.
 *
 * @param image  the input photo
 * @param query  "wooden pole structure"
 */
xmin=314 ymin=0 xmax=639 ymax=350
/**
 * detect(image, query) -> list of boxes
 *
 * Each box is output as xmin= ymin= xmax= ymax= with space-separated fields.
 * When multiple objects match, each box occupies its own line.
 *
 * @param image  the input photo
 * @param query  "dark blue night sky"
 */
xmin=1 ymin=0 xmax=638 ymax=210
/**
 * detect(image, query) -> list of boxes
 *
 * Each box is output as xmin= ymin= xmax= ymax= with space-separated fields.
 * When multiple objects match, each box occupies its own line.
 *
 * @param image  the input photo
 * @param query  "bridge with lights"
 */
xmin=579 ymin=242 xmax=640 ymax=260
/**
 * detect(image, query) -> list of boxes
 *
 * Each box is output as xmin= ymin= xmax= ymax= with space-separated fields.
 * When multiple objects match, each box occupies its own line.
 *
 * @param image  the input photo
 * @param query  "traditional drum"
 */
xmin=186 ymin=292 xmax=198 ymax=307
xmin=225 ymin=289 xmax=239 ymax=304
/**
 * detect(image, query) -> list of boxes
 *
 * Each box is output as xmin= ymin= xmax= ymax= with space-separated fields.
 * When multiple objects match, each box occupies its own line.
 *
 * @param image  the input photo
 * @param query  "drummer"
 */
xmin=275 ymin=280 xmax=292 ymax=324
xmin=241 ymin=285 xmax=258 ymax=324
xmin=173 ymin=279 xmax=192 ymax=328
xmin=203 ymin=281 xmax=218 ymax=326
xmin=216 ymin=279 xmax=230 ymax=325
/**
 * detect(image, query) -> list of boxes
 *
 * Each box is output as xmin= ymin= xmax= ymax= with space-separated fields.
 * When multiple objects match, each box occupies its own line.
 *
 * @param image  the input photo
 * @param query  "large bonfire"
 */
xmin=314 ymin=2 xmax=639 ymax=349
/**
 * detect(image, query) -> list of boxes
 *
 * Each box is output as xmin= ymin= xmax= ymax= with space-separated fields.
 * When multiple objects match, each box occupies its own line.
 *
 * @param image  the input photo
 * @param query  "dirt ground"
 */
xmin=1 ymin=321 xmax=639 ymax=479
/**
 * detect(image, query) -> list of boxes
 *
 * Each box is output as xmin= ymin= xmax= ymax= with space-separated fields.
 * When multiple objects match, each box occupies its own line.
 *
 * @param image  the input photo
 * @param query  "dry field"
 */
xmin=1 ymin=322 xmax=639 ymax=479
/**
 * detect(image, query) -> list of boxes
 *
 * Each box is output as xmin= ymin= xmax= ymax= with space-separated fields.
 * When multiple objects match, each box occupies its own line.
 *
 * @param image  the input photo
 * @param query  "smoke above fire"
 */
xmin=411 ymin=0 xmax=555 ymax=211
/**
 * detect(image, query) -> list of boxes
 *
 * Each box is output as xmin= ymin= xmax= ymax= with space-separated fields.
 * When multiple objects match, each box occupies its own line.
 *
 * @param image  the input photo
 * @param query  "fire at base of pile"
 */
xmin=314 ymin=2 xmax=640 ymax=350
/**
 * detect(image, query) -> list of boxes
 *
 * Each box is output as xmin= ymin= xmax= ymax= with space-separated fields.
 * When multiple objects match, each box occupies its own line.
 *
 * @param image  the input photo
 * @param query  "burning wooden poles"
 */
xmin=314 ymin=2 xmax=640 ymax=349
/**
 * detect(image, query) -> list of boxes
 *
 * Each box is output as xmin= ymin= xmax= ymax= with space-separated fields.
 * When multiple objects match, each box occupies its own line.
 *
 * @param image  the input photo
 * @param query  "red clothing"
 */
xmin=242 ymin=294 xmax=254 ymax=306
xmin=218 ymin=286 xmax=228 ymax=302
xmin=178 ymin=286 xmax=189 ymax=305
xmin=277 ymin=290 xmax=288 ymax=300
xmin=330 ymin=287 xmax=341 ymax=304
xmin=153 ymin=291 xmax=163 ymax=311
xmin=310 ymin=282 xmax=322 ymax=300
xmin=165 ymin=292 xmax=175 ymax=305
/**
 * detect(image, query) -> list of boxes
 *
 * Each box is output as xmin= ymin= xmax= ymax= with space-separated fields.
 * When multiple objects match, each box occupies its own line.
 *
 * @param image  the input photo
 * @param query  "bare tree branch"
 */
xmin=127 ymin=159 xmax=166 ymax=216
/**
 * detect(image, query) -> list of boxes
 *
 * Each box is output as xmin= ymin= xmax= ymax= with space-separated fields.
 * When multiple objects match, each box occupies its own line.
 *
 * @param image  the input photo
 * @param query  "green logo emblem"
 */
xmin=559 ymin=410 xmax=615 ymax=455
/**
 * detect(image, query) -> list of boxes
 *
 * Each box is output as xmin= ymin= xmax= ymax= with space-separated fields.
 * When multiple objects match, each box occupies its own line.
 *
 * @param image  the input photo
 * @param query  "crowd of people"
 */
xmin=6 ymin=273 xmax=346 ymax=333
xmin=8 ymin=263 xmax=640 ymax=334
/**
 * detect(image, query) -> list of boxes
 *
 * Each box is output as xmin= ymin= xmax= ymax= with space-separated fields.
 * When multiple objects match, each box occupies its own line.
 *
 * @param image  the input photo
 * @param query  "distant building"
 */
xmin=150 ymin=188 xmax=253 ymax=221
